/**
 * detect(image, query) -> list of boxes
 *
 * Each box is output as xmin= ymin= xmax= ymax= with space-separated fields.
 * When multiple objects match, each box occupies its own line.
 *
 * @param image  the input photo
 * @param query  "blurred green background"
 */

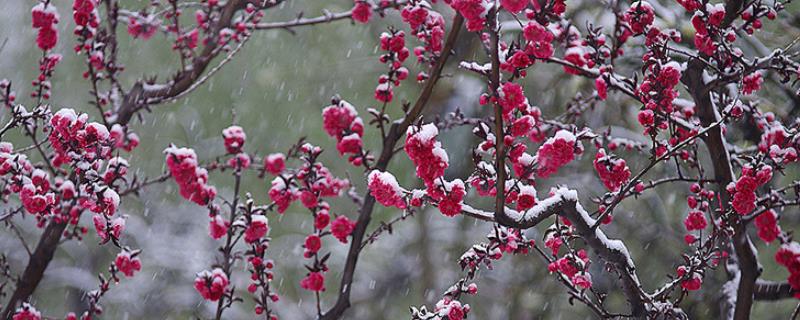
xmin=1 ymin=0 xmax=800 ymax=319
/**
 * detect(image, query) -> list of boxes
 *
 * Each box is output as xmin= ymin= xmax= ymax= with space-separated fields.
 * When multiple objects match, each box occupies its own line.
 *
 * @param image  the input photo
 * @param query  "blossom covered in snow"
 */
xmin=368 ymin=170 xmax=407 ymax=209
xmin=194 ymin=269 xmax=229 ymax=301
xmin=593 ymin=149 xmax=631 ymax=192
xmin=165 ymin=146 xmax=217 ymax=206
xmin=405 ymin=124 xmax=449 ymax=186
xmin=535 ymin=130 xmax=578 ymax=178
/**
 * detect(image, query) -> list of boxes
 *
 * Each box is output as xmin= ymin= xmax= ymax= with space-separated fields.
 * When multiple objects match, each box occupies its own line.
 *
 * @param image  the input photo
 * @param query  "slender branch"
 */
xmin=254 ymin=1 xmax=407 ymax=31
xmin=320 ymin=14 xmax=464 ymax=320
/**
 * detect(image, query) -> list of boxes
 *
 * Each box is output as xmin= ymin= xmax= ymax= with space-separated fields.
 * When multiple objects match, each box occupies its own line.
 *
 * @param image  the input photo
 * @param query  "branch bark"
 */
xmin=466 ymin=189 xmax=648 ymax=318
xmin=682 ymin=57 xmax=759 ymax=320
xmin=320 ymin=14 xmax=464 ymax=320
xmin=1 ymin=221 xmax=67 ymax=319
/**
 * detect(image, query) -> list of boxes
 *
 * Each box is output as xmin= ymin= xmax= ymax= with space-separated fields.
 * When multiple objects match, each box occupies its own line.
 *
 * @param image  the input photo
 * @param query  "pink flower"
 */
xmin=315 ymin=210 xmax=331 ymax=230
xmin=510 ymin=115 xmax=535 ymax=137
xmin=595 ymin=77 xmax=608 ymax=100
xmin=127 ymin=16 xmax=159 ymax=40
xmin=706 ymin=3 xmax=726 ymax=27
xmin=114 ymin=250 xmax=142 ymax=277
xmin=434 ymin=179 xmax=465 ymax=217
xmin=12 ymin=303 xmax=41 ymax=320
xmin=164 ymin=146 xmax=217 ymax=206
xmin=593 ymin=149 xmax=631 ymax=191
xmin=300 ymin=271 xmax=325 ymax=291
xmin=368 ymin=170 xmax=407 ymax=209
xmin=743 ymin=72 xmax=763 ymax=95
xmin=304 ymin=234 xmax=321 ymax=257
xmin=244 ymin=215 xmax=269 ymax=243
xmin=32 ymin=4 xmax=59 ymax=29
xmin=222 ymin=125 xmax=246 ymax=154
xmin=36 ymin=25 xmax=58 ymax=51
xmin=300 ymin=190 xmax=319 ymax=208
xmin=624 ymin=1 xmax=655 ymax=34
xmin=754 ymin=210 xmax=780 ymax=243
xmin=336 ymin=133 xmax=362 ymax=155
xmin=571 ymin=273 xmax=593 ymax=289
xmin=194 ymin=268 xmax=229 ymax=301
xmin=535 ymin=130 xmax=577 ymax=178
xmin=264 ymin=153 xmax=286 ymax=175
xmin=497 ymin=82 xmax=526 ymax=115
xmin=209 ymin=215 xmax=228 ymax=239
xmin=523 ymin=21 xmax=552 ymax=43
xmin=331 ymin=215 xmax=356 ymax=243
xmin=352 ymin=1 xmax=372 ymax=24
xmin=405 ymin=124 xmax=449 ymax=186
xmin=500 ymin=0 xmax=527 ymax=14
xmin=269 ymin=177 xmax=296 ymax=213
xmin=516 ymin=185 xmax=537 ymax=211
xmin=683 ymin=210 xmax=707 ymax=231
xmin=449 ymin=0 xmax=490 ymax=32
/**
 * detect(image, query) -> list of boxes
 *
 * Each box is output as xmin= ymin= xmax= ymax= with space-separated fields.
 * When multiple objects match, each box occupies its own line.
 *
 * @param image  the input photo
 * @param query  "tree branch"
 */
xmin=320 ymin=14 xmax=464 ymax=320
xmin=0 ymin=221 xmax=67 ymax=319
xmin=682 ymin=57 xmax=758 ymax=320
xmin=463 ymin=188 xmax=648 ymax=318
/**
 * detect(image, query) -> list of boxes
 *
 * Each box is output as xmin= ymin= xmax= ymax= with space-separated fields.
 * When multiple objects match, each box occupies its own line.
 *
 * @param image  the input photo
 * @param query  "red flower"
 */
xmin=331 ymin=215 xmax=356 ymax=243
xmin=114 ymin=250 xmax=142 ymax=277
xmin=194 ymin=268 xmax=229 ymax=301
xmin=300 ymin=272 xmax=325 ymax=292
xmin=304 ymin=234 xmax=322 ymax=258
xmin=244 ymin=215 xmax=269 ymax=243
xmin=352 ymin=1 xmax=372 ymax=24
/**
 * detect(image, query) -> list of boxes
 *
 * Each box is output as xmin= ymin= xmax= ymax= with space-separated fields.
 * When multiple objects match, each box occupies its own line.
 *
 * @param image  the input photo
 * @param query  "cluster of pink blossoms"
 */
xmin=534 ymin=130 xmax=579 ymax=178
xmin=114 ymin=249 xmax=142 ymax=277
xmin=624 ymin=1 xmax=655 ymax=34
xmin=222 ymin=125 xmax=252 ymax=169
xmin=729 ymin=165 xmax=772 ymax=215
xmin=321 ymin=99 xmax=367 ymax=166
xmin=754 ymin=209 xmax=781 ymax=243
xmin=405 ymin=124 xmax=449 ymax=186
xmin=592 ymin=149 xmax=631 ymax=192
xmin=164 ymin=146 xmax=217 ymax=206
xmin=447 ymin=0 xmax=490 ymax=31
xmin=375 ymin=30 xmax=410 ymax=103
xmin=268 ymin=144 xmax=349 ymax=213
xmin=548 ymin=249 xmax=593 ymax=289
xmin=31 ymin=3 xmax=59 ymax=51
xmin=49 ymin=108 xmax=112 ymax=166
xmin=404 ymin=124 xmax=466 ymax=216
xmin=776 ymin=243 xmax=800 ymax=297
xmin=635 ymin=62 xmax=682 ymax=134
xmin=401 ymin=1 xmax=445 ymax=73
xmin=690 ymin=3 xmax=727 ymax=55
xmin=676 ymin=265 xmax=703 ymax=291
xmin=522 ymin=21 xmax=555 ymax=60
xmin=368 ymin=170 xmax=407 ymax=209
xmin=194 ymin=268 xmax=229 ymax=301
xmin=12 ymin=303 xmax=41 ymax=320
xmin=757 ymin=114 xmax=799 ymax=164
xmin=743 ymin=72 xmax=764 ymax=95
xmin=72 ymin=0 xmax=100 ymax=35
xmin=127 ymin=14 xmax=159 ymax=40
